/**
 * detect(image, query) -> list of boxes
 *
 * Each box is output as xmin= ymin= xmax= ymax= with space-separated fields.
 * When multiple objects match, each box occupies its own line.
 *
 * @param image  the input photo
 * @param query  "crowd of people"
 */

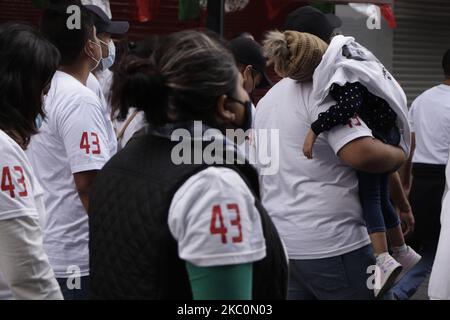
xmin=0 ymin=1 xmax=449 ymax=300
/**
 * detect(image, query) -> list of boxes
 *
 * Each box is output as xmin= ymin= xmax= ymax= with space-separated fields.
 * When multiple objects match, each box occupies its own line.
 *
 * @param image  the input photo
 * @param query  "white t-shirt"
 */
xmin=0 ymin=130 xmax=45 ymax=299
xmin=86 ymin=73 xmax=117 ymax=153
xmin=254 ymin=78 xmax=373 ymax=260
xmin=27 ymin=71 xmax=116 ymax=278
xmin=237 ymin=103 xmax=256 ymax=163
xmin=409 ymin=84 xmax=450 ymax=165
xmin=429 ymin=149 xmax=450 ymax=300
xmin=169 ymin=167 xmax=266 ymax=267
xmin=95 ymin=68 xmax=113 ymax=102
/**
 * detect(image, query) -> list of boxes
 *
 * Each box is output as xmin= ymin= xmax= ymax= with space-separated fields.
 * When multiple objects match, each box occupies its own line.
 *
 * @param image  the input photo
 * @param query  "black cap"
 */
xmin=284 ymin=6 xmax=342 ymax=43
xmin=85 ymin=5 xmax=129 ymax=35
xmin=230 ymin=37 xmax=272 ymax=89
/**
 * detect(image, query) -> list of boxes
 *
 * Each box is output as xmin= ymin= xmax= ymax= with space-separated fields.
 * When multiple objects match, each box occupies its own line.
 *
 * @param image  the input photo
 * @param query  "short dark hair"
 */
xmin=39 ymin=2 xmax=94 ymax=66
xmin=0 ymin=23 xmax=60 ymax=147
xmin=443 ymin=49 xmax=450 ymax=78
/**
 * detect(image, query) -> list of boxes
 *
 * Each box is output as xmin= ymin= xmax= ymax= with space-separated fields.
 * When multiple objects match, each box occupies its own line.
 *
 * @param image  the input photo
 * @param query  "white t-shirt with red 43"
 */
xmin=27 ymin=71 xmax=117 ymax=278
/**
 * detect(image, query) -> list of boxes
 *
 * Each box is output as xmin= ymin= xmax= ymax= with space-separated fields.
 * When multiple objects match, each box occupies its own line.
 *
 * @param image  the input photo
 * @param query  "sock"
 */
xmin=392 ymin=244 xmax=408 ymax=255
xmin=375 ymin=252 xmax=390 ymax=263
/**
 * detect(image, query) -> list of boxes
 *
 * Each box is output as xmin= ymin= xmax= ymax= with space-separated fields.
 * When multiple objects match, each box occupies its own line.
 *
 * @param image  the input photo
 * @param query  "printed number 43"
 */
xmin=210 ymin=203 xmax=243 ymax=244
xmin=1 ymin=166 xmax=28 ymax=198
xmin=80 ymin=132 xmax=101 ymax=154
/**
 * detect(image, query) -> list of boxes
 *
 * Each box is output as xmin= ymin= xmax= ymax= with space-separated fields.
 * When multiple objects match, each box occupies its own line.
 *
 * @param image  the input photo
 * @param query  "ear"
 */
xmin=216 ymin=94 xmax=236 ymax=123
xmin=84 ymin=40 xmax=94 ymax=58
xmin=243 ymin=65 xmax=253 ymax=80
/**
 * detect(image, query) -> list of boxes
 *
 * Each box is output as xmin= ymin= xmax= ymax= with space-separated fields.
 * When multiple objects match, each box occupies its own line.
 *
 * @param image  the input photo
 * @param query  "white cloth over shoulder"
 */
xmin=312 ymin=35 xmax=410 ymax=156
xmin=429 ymin=149 xmax=450 ymax=300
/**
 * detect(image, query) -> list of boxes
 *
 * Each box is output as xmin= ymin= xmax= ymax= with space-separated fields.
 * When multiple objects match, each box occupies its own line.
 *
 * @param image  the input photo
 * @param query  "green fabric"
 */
xmin=178 ymin=0 xmax=200 ymax=21
xmin=32 ymin=0 xmax=49 ymax=9
xmin=309 ymin=0 xmax=335 ymax=14
xmin=186 ymin=262 xmax=253 ymax=300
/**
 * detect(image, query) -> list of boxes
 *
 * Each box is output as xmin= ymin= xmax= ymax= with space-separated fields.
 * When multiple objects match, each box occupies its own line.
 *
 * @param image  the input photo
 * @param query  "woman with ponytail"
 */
xmin=88 ymin=30 xmax=288 ymax=300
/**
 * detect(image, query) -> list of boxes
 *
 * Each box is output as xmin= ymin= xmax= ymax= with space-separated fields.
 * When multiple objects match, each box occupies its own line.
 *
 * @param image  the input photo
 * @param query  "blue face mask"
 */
xmin=35 ymin=114 xmax=43 ymax=129
xmin=99 ymin=39 xmax=116 ymax=71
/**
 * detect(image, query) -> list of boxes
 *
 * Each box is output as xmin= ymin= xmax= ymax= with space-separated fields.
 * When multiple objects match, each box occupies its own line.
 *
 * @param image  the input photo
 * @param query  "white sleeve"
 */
xmin=322 ymin=116 xmax=374 ymax=155
xmin=0 ymin=216 xmax=63 ymax=300
xmin=0 ymin=141 xmax=39 ymax=221
xmin=311 ymin=97 xmax=374 ymax=155
xmin=408 ymin=100 xmax=417 ymax=133
xmin=58 ymin=97 xmax=112 ymax=173
xmin=168 ymin=167 xmax=266 ymax=267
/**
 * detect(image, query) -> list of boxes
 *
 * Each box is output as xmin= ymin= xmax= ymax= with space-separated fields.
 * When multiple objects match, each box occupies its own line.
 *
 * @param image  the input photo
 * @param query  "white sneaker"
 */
xmin=392 ymin=246 xmax=421 ymax=283
xmin=374 ymin=253 xmax=403 ymax=298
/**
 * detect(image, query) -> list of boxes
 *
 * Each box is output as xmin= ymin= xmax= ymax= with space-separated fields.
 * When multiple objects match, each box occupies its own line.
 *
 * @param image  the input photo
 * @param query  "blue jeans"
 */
xmin=57 ymin=276 xmax=89 ymax=300
xmin=288 ymin=245 xmax=391 ymax=300
xmin=392 ymin=241 xmax=438 ymax=300
xmin=357 ymin=171 xmax=400 ymax=233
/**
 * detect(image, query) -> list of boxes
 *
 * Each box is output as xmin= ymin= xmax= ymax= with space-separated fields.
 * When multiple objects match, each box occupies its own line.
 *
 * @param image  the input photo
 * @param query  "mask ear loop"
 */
xmin=86 ymin=40 xmax=102 ymax=65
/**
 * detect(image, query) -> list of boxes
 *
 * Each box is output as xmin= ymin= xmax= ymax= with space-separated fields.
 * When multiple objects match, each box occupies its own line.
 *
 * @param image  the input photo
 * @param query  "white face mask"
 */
xmin=98 ymin=39 xmax=116 ymax=71
xmin=87 ymin=40 xmax=102 ymax=71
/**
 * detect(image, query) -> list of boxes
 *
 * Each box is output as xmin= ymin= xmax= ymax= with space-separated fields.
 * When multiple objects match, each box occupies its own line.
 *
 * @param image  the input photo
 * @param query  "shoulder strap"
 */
xmin=117 ymin=110 xmax=140 ymax=143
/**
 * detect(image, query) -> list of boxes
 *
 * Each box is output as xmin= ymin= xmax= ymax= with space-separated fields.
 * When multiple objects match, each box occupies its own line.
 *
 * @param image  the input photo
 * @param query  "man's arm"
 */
xmin=74 ymin=170 xmax=98 ymax=213
xmin=337 ymin=137 xmax=406 ymax=173
xmin=389 ymin=171 xmax=415 ymax=236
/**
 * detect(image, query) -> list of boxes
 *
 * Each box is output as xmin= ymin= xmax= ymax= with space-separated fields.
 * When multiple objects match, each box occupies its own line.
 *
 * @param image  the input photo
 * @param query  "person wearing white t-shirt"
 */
xmin=109 ymin=37 xmax=160 ymax=150
xmin=85 ymin=5 xmax=129 ymax=106
xmin=26 ymin=5 xmax=117 ymax=300
xmin=0 ymin=24 xmax=62 ymax=300
xmin=395 ymin=50 xmax=450 ymax=300
xmin=429 ymin=148 xmax=450 ymax=300
xmin=253 ymin=30 xmax=408 ymax=298
xmin=229 ymin=36 xmax=272 ymax=162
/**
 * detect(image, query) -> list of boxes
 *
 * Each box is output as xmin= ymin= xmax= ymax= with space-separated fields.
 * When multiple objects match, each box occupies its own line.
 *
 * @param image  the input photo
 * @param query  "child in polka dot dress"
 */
xmin=303 ymin=81 xmax=421 ymax=298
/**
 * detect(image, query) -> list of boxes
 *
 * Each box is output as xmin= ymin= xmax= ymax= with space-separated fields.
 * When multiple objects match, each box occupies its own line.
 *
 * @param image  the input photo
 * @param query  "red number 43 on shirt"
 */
xmin=210 ymin=203 xmax=243 ymax=244
xmin=1 ymin=166 xmax=28 ymax=198
xmin=80 ymin=132 xmax=101 ymax=155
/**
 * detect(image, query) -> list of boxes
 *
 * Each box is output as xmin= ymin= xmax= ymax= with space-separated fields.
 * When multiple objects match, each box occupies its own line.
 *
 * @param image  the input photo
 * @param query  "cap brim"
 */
xmin=257 ymin=71 xmax=273 ymax=89
xmin=325 ymin=13 xmax=342 ymax=28
xmin=102 ymin=21 xmax=130 ymax=35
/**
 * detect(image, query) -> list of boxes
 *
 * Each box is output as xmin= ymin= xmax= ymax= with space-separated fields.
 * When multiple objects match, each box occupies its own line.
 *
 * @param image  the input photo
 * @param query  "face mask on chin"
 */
xmin=98 ymin=39 xmax=116 ymax=71
xmin=35 ymin=114 xmax=43 ymax=129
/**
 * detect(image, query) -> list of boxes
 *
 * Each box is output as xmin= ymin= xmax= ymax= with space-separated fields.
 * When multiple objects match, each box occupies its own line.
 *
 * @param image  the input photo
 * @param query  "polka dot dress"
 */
xmin=311 ymin=82 xmax=397 ymax=142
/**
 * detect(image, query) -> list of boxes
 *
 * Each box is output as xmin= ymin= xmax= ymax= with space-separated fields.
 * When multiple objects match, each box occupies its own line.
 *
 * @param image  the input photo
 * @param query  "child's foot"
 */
xmin=374 ymin=253 xmax=403 ymax=298
xmin=392 ymin=246 xmax=421 ymax=282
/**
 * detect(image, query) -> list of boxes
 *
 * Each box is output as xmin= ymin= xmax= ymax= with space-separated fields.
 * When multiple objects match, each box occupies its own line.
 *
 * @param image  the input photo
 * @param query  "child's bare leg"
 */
xmin=386 ymin=224 xmax=405 ymax=248
xmin=370 ymin=232 xmax=389 ymax=256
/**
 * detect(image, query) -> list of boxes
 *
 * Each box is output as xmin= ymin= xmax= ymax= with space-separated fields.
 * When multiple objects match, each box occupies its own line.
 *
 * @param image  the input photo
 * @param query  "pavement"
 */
xmin=410 ymin=275 xmax=430 ymax=300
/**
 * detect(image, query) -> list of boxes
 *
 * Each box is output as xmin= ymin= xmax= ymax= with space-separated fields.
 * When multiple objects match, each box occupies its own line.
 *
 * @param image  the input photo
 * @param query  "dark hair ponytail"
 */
xmin=119 ymin=56 xmax=170 ymax=126
xmin=115 ymin=30 xmax=238 ymax=128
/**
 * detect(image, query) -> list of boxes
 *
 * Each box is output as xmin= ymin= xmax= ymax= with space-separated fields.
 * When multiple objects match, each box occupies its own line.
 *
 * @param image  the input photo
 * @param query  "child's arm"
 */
xmin=303 ymin=82 xmax=365 ymax=159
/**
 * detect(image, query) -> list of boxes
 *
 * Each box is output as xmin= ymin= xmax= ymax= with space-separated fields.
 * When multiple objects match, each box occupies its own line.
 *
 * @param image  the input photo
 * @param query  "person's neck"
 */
xmin=443 ymin=79 xmax=450 ymax=86
xmin=59 ymin=62 xmax=91 ymax=86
